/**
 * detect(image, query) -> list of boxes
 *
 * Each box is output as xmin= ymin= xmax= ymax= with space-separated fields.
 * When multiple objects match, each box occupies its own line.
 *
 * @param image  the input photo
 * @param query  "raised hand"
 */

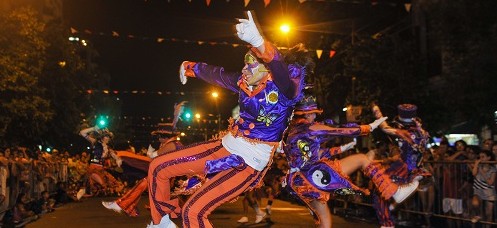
xmin=235 ymin=11 xmax=264 ymax=47
xmin=369 ymin=116 xmax=388 ymax=130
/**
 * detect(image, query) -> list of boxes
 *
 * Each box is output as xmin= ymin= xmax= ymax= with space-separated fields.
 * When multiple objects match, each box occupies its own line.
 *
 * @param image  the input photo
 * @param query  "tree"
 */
xmin=0 ymin=7 xmax=53 ymax=145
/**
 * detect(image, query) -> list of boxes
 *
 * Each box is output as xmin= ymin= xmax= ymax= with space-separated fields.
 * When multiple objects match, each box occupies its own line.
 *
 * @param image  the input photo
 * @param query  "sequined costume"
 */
xmin=147 ymin=42 xmax=307 ymax=227
xmin=112 ymin=136 xmax=183 ymax=217
xmin=79 ymin=128 xmax=124 ymax=196
xmin=284 ymin=120 xmax=371 ymax=211
xmin=371 ymin=104 xmax=431 ymax=227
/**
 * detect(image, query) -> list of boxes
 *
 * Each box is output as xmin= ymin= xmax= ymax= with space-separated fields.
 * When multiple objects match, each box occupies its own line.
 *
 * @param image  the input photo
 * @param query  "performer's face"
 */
xmin=304 ymin=113 xmax=316 ymax=123
xmin=242 ymin=52 xmax=268 ymax=86
xmin=101 ymin=136 xmax=110 ymax=144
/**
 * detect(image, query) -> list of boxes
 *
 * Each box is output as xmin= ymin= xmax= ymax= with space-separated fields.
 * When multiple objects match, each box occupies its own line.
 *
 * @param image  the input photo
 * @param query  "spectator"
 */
xmin=54 ymin=182 xmax=71 ymax=206
xmin=469 ymin=150 xmax=496 ymax=226
xmin=11 ymin=193 xmax=38 ymax=227
xmin=36 ymin=191 xmax=55 ymax=214
xmin=0 ymin=151 xmax=9 ymax=222
xmin=481 ymin=139 xmax=494 ymax=151
xmin=440 ymin=140 xmax=465 ymax=228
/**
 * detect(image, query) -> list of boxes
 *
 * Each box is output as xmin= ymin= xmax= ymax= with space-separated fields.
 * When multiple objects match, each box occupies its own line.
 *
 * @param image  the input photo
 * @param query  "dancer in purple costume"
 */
xmin=147 ymin=11 xmax=313 ymax=228
xmin=371 ymin=103 xmax=431 ymax=228
xmin=284 ymin=96 xmax=421 ymax=227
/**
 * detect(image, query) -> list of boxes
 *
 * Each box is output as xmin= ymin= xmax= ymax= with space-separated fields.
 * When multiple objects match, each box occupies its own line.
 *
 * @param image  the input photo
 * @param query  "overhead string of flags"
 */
xmin=146 ymin=0 xmax=391 ymax=7
xmin=69 ymin=27 xmax=337 ymax=59
xmin=80 ymin=89 xmax=231 ymax=97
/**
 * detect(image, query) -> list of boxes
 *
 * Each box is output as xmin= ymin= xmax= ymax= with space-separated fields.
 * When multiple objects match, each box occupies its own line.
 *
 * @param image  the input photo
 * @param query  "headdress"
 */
xmin=151 ymin=101 xmax=187 ymax=137
xmin=294 ymin=95 xmax=323 ymax=115
xmin=151 ymin=123 xmax=177 ymax=136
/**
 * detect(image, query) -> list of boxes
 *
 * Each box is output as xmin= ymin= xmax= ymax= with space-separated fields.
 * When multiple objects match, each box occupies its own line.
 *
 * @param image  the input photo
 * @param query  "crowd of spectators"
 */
xmin=330 ymin=138 xmax=497 ymax=228
xmin=0 ymin=145 xmax=141 ymax=227
xmin=0 ymin=138 xmax=496 ymax=227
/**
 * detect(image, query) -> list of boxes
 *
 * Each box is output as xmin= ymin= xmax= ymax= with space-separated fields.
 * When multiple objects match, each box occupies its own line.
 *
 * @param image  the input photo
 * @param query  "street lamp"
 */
xmin=279 ymin=24 xmax=291 ymax=34
xmin=211 ymin=91 xmax=221 ymax=132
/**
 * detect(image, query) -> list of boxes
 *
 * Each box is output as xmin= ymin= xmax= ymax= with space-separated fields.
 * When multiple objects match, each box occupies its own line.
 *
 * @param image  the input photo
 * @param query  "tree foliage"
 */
xmin=0 ymin=7 xmax=53 ymax=145
xmin=317 ymin=1 xmax=497 ymax=134
xmin=0 ymin=7 xmax=96 ymax=147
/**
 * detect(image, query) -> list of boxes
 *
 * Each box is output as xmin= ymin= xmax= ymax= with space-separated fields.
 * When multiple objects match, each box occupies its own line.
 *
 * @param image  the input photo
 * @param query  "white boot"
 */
xmin=102 ymin=201 xmax=122 ymax=213
xmin=254 ymin=212 xmax=267 ymax=223
xmin=237 ymin=216 xmax=248 ymax=223
xmin=392 ymin=180 xmax=419 ymax=203
xmin=76 ymin=188 xmax=86 ymax=200
xmin=146 ymin=215 xmax=177 ymax=228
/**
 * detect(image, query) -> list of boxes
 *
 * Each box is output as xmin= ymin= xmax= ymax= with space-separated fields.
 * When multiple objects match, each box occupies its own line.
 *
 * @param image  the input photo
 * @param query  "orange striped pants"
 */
xmin=148 ymin=139 xmax=265 ymax=228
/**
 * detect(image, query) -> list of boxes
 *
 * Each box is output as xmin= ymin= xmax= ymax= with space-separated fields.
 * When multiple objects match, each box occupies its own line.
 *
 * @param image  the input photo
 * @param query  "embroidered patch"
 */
xmin=256 ymin=107 xmax=278 ymax=126
xmin=297 ymin=139 xmax=311 ymax=164
xmin=266 ymin=91 xmax=278 ymax=104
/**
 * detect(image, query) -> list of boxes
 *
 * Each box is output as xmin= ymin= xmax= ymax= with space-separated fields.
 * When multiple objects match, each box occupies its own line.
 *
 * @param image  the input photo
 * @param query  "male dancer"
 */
xmin=371 ymin=103 xmax=430 ymax=228
xmin=147 ymin=11 xmax=312 ymax=228
xmin=102 ymin=102 xmax=187 ymax=217
xmin=284 ymin=96 xmax=421 ymax=227
xmin=79 ymin=126 xmax=125 ymax=196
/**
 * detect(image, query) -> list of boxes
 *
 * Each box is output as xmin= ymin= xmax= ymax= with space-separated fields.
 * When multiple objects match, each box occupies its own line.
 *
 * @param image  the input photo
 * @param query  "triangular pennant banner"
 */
xmin=329 ymin=50 xmax=336 ymax=58
xmin=206 ymin=0 xmax=211 ymax=6
xmin=70 ymin=27 xmax=78 ymax=34
xmin=316 ymin=50 xmax=323 ymax=59
xmin=244 ymin=0 xmax=250 ymax=7
xmin=264 ymin=0 xmax=270 ymax=7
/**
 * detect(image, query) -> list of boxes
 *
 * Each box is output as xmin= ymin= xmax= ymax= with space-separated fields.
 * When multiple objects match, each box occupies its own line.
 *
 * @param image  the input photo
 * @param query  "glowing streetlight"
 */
xmin=211 ymin=91 xmax=221 ymax=132
xmin=280 ymin=24 xmax=291 ymax=34
xmin=195 ymin=113 xmax=201 ymax=120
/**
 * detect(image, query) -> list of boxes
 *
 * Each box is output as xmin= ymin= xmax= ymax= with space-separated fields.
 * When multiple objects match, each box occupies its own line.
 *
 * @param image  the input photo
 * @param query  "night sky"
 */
xmin=62 ymin=0 xmax=405 ymax=122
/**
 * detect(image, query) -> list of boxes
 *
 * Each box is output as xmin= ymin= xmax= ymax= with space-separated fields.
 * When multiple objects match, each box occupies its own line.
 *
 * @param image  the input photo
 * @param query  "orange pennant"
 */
xmin=329 ymin=50 xmax=336 ymax=58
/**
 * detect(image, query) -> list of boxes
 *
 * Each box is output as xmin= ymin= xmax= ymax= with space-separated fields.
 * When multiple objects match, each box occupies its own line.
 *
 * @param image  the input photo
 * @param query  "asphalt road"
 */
xmin=26 ymin=196 xmax=379 ymax=228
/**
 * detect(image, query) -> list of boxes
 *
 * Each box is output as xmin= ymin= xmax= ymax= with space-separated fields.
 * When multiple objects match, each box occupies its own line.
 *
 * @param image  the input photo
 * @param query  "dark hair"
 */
xmin=454 ymin=139 xmax=467 ymax=149
xmin=467 ymin=145 xmax=481 ymax=154
xmin=480 ymin=149 xmax=495 ymax=161
xmin=283 ymin=43 xmax=316 ymax=74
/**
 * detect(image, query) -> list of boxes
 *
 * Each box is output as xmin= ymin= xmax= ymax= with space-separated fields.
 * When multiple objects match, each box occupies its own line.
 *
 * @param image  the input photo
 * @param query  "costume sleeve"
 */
xmin=308 ymin=123 xmax=371 ymax=137
xmin=250 ymin=42 xmax=298 ymax=99
xmin=191 ymin=63 xmax=241 ymax=93
xmin=319 ymin=147 xmax=342 ymax=159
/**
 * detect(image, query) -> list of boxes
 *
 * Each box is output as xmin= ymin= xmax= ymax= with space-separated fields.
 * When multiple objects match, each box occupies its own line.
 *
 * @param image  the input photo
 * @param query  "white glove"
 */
xmin=340 ymin=141 xmax=356 ymax=152
xmin=369 ymin=116 xmax=388 ymax=130
xmin=236 ymin=11 xmax=264 ymax=47
xmin=179 ymin=61 xmax=188 ymax=85
xmin=93 ymin=125 xmax=100 ymax=131
xmin=147 ymin=144 xmax=158 ymax=158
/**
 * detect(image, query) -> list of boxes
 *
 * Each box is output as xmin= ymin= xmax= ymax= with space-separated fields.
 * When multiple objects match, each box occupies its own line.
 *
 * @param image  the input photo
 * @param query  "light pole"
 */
xmin=211 ymin=91 xmax=221 ymax=132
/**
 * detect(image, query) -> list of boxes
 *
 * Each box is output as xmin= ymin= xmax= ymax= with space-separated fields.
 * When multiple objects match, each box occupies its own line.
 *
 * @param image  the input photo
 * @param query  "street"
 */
xmin=27 ymin=196 xmax=379 ymax=228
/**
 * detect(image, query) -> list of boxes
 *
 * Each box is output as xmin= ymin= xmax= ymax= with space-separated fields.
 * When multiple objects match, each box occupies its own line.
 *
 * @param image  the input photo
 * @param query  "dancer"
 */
xmin=79 ymin=125 xmax=125 ymax=197
xmin=102 ymin=102 xmax=188 ymax=217
xmin=236 ymin=189 xmax=265 ymax=224
xmin=147 ymin=11 xmax=312 ymax=227
xmin=284 ymin=96 xmax=420 ymax=228
xmin=370 ymin=103 xmax=431 ymax=228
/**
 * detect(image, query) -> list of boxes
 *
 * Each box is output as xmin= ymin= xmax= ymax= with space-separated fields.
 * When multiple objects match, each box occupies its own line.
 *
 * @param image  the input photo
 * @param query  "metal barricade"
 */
xmin=329 ymin=160 xmax=497 ymax=227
